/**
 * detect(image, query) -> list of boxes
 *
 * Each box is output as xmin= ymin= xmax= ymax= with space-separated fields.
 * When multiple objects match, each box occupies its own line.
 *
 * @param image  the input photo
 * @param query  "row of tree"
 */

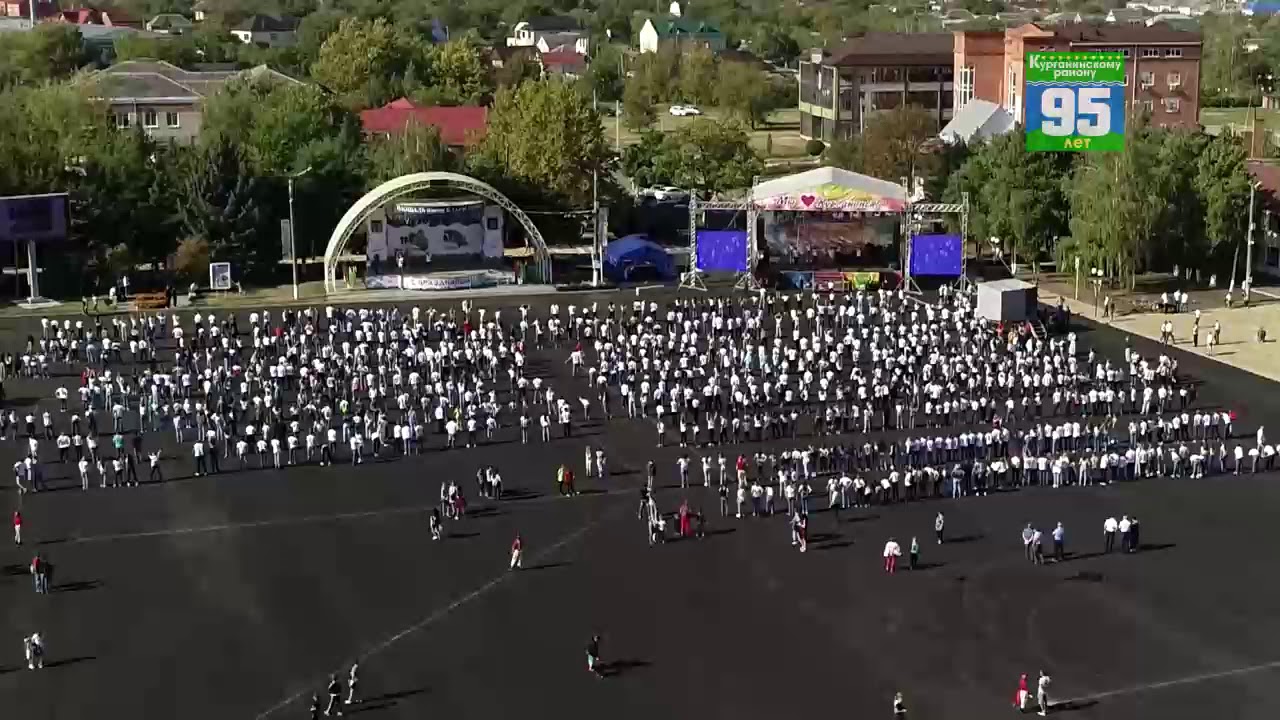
xmin=0 ymin=73 xmax=617 ymax=294
xmin=620 ymin=48 xmax=792 ymax=130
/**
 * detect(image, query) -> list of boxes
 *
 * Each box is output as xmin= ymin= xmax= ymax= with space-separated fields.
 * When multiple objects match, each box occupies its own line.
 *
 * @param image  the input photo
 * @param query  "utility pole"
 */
xmin=592 ymin=90 xmax=601 ymax=287
xmin=1245 ymin=180 xmax=1258 ymax=291
xmin=286 ymin=166 xmax=312 ymax=300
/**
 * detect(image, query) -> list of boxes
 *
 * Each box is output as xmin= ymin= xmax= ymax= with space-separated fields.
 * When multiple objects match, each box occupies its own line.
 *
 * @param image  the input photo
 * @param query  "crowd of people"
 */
xmin=0 ymin=281 xmax=1272 ymax=718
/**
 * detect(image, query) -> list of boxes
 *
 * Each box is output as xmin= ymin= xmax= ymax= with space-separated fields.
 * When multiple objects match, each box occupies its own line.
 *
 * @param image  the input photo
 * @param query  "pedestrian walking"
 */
xmin=893 ymin=691 xmax=907 ymax=718
xmin=346 ymin=663 xmax=359 ymax=706
xmin=883 ymin=537 xmax=902 ymax=574
xmin=509 ymin=533 xmax=523 ymax=570
xmin=586 ymin=634 xmax=603 ymax=677
xmin=1036 ymin=671 xmax=1052 ymax=716
xmin=1013 ymin=673 xmax=1029 ymax=712
xmin=13 ymin=510 xmax=21 ymax=546
xmin=935 ymin=512 xmax=945 ymax=544
xmin=909 ymin=536 xmax=920 ymax=570
xmin=24 ymin=631 xmax=43 ymax=670
xmin=324 ymin=674 xmax=343 ymax=716
xmin=1103 ymin=516 xmax=1117 ymax=553
xmin=1052 ymin=522 xmax=1065 ymax=562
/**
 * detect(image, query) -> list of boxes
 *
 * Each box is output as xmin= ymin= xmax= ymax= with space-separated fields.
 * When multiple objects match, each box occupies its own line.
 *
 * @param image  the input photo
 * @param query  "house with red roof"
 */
xmin=539 ymin=50 xmax=588 ymax=78
xmin=51 ymin=6 xmax=141 ymax=28
xmin=359 ymin=98 xmax=488 ymax=147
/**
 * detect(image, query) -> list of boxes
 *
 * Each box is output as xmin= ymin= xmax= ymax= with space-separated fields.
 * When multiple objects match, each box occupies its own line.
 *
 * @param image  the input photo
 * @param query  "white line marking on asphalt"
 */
xmin=60 ymin=488 xmax=631 ymax=545
xmin=252 ymin=512 xmax=611 ymax=719
xmin=1056 ymin=658 xmax=1280 ymax=706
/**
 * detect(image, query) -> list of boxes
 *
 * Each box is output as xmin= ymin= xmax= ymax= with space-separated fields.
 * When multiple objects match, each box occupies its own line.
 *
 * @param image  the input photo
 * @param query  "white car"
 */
xmin=668 ymin=105 xmax=702 ymax=117
xmin=641 ymin=186 xmax=689 ymax=202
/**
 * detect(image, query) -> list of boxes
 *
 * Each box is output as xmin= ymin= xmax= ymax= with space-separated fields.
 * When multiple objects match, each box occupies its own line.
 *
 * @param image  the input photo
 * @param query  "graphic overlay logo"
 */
xmin=1025 ymin=52 xmax=1126 ymax=152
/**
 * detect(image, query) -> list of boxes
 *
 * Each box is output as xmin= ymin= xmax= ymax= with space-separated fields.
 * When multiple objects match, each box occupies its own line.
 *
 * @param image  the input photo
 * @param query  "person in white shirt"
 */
xmin=1103 ymin=516 xmax=1118 ymax=553
xmin=148 ymin=451 xmax=162 ymax=483
xmin=192 ymin=441 xmax=206 ymax=476
xmin=77 ymin=458 xmax=90 ymax=490
xmin=1036 ymin=671 xmax=1052 ymax=716
xmin=883 ymin=538 xmax=902 ymax=574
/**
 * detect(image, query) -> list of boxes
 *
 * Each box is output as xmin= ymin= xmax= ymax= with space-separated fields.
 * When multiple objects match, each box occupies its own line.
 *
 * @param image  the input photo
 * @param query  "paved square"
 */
xmin=0 ymin=289 xmax=1278 ymax=720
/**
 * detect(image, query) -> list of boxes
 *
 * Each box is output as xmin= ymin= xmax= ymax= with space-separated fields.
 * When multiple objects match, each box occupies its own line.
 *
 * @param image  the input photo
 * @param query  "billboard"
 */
xmin=368 ymin=201 xmax=502 ymax=263
xmin=0 ymin=193 xmax=69 ymax=242
xmin=1025 ymin=52 xmax=1126 ymax=153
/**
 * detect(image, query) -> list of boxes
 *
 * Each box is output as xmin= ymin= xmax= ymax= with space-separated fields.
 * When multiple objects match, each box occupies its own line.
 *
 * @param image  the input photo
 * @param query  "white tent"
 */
xmin=750 ymin=166 xmax=908 ymax=213
xmin=940 ymin=100 xmax=1015 ymax=145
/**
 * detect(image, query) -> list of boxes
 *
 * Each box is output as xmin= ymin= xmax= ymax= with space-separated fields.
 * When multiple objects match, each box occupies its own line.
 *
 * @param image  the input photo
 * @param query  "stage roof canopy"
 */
xmin=751 ymin=166 xmax=908 ymax=213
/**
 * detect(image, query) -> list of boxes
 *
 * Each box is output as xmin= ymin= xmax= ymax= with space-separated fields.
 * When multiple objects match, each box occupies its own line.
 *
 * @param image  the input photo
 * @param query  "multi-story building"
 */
xmin=798 ymin=33 xmax=955 ymax=143
xmin=954 ymin=23 xmax=1202 ymax=129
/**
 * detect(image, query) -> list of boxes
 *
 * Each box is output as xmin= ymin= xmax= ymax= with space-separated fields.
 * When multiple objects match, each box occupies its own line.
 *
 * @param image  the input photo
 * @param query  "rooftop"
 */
xmin=359 ymin=98 xmax=488 ymax=146
xmin=1045 ymin=22 xmax=1201 ymax=43
xmin=829 ymin=32 xmax=954 ymax=66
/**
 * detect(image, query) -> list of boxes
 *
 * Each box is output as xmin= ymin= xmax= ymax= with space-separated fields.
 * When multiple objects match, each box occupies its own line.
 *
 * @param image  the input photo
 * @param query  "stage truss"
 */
xmin=685 ymin=191 xmax=969 ymax=294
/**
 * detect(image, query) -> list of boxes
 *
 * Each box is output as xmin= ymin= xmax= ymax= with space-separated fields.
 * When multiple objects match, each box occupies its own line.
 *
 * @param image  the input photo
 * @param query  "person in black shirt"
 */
xmin=325 ymin=675 xmax=343 ymax=716
xmin=586 ymin=634 xmax=603 ymax=677
xmin=309 ymin=693 xmax=320 ymax=720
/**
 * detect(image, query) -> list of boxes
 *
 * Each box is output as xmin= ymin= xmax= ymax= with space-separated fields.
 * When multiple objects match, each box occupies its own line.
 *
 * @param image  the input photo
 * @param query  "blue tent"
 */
xmin=603 ymin=235 xmax=676 ymax=282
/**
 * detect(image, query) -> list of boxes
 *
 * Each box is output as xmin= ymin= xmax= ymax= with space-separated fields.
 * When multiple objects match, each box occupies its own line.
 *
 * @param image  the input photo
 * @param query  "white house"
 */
xmin=230 ymin=14 xmax=299 ymax=47
xmin=506 ymin=17 xmax=589 ymax=55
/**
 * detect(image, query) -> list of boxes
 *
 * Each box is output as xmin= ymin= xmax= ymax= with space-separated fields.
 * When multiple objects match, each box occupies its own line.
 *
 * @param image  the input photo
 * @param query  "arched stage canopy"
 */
xmin=322 ymin=172 xmax=550 ymax=292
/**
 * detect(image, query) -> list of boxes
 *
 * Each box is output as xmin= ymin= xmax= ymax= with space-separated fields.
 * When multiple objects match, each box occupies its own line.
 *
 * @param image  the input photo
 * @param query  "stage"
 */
xmin=365 ymin=268 xmax=517 ymax=292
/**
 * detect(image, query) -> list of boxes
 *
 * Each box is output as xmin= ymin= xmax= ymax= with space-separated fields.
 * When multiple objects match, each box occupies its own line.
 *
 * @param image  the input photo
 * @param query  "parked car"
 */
xmin=668 ymin=105 xmax=702 ymax=117
xmin=639 ymin=186 xmax=690 ymax=203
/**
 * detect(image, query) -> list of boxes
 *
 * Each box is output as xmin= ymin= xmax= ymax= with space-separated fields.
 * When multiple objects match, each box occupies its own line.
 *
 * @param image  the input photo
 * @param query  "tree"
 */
xmin=621 ymin=77 xmax=655 ymax=131
xmin=823 ymin=138 xmax=863 ymax=172
xmin=1067 ymin=134 xmax=1162 ymax=286
xmin=752 ymin=26 xmax=800 ymax=65
xmin=494 ymin=49 xmax=541 ymax=89
xmin=112 ymin=34 xmax=200 ymax=67
xmin=1194 ymin=133 xmax=1252 ymax=269
xmin=715 ymin=61 xmax=781 ymax=129
xmin=677 ymin=46 xmax=717 ymax=106
xmin=425 ymin=36 xmax=492 ymax=105
xmin=585 ymin=43 xmax=624 ymax=103
xmin=471 ymin=78 xmax=612 ymax=206
xmin=858 ymin=105 xmax=939 ymax=185
xmin=310 ymin=17 xmax=417 ymax=110
xmin=0 ymin=25 xmax=87 ymax=86
xmin=622 ymin=119 xmax=763 ymax=195
xmin=365 ymin=124 xmax=457 ymax=186
xmin=175 ymin=141 xmax=275 ymax=280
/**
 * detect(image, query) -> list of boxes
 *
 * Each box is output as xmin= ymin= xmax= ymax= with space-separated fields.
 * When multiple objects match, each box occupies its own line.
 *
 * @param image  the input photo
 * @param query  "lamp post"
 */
xmin=1090 ymin=267 xmax=1103 ymax=317
xmin=1244 ymin=180 xmax=1261 ymax=305
xmin=287 ymin=166 xmax=312 ymax=300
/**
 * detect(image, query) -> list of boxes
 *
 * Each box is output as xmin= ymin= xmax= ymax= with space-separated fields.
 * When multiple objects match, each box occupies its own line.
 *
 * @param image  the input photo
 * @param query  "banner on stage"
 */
xmin=366 ymin=270 xmax=514 ymax=291
xmin=843 ymin=271 xmax=880 ymax=289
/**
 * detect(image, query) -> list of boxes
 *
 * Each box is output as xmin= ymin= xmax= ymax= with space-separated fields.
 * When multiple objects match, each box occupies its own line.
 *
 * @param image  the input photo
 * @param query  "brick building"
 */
xmin=954 ymin=23 xmax=1202 ymax=129
xmin=798 ymin=33 xmax=955 ymax=142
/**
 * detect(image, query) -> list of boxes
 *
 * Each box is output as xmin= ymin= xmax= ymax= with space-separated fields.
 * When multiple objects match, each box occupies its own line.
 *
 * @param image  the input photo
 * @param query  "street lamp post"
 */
xmin=287 ymin=166 xmax=312 ymax=300
xmin=1244 ymin=180 xmax=1260 ymax=305
xmin=1090 ymin=267 xmax=1103 ymax=317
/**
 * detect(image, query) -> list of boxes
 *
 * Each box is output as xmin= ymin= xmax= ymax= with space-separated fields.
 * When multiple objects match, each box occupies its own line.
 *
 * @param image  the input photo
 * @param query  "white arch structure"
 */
xmin=323 ymin=171 xmax=551 ymax=292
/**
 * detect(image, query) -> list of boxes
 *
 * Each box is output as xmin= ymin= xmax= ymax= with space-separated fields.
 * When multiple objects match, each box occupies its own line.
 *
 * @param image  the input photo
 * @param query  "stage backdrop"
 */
xmin=367 ymin=201 xmax=502 ymax=262
xmin=909 ymin=234 xmax=963 ymax=277
xmin=763 ymin=212 xmax=895 ymax=258
xmin=695 ymin=230 xmax=749 ymax=273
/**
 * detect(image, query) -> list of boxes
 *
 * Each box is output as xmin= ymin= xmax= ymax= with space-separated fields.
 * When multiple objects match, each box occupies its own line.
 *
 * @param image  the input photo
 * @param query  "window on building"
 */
xmin=1141 ymin=47 xmax=1159 ymax=58
xmin=1007 ymin=66 xmax=1017 ymax=112
xmin=1140 ymin=71 xmax=1154 ymax=88
xmin=955 ymin=66 xmax=975 ymax=110
xmin=166 ymin=111 xmax=180 ymax=128
xmin=1167 ymin=72 xmax=1181 ymax=88
xmin=115 ymin=113 xmax=130 ymax=129
xmin=142 ymin=109 xmax=158 ymax=128
xmin=1121 ymin=48 xmax=1131 ymax=57
xmin=1163 ymin=97 xmax=1180 ymax=113
xmin=1141 ymin=100 xmax=1154 ymax=114
xmin=1165 ymin=48 xmax=1182 ymax=58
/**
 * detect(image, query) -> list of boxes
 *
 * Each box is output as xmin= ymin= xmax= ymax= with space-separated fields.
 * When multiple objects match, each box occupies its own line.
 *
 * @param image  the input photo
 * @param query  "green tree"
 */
xmin=0 ymin=25 xmax=88 ymax=86
xmin=365 ymin=124 xmax=457 ymax=186
xmin=623 ymin=119 xmax=763 ymax=195
xmin=176 ymin=140 xmax=275 ymax=280
xmin=858 ymin=105 xmax=938 ymax=185
xmin=1194 ymin=133 xmax=1252 ymax=269
xmin=715 ymin=60 xmax=781 ymax=129
xmin=586 ymin=43 xmax=625 ymax=103
xmin=425 ymin=36 xmax=492 ymax=105
xmin=494 ymin=49 xmax=541 ymax=89
xmin=752 ymin=26 xmax=800 ymax=65
xmin=822 ymin=138 xmax=863 ymax=172
xmin=622 ymin=77 xmax=655 ymax=131
xmin=471 ymin=78 xmax=612 ymax=206
xmin=677 ymin=46 xmax=717 ymax=106
xmin=310 ymin=17 xmax=417 ymax=110
xmin=112 ymin=34 xmax=200 ymax=67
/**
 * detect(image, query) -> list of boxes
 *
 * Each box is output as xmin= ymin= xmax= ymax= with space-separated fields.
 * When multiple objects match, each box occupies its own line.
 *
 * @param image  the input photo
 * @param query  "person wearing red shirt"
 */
xmin=13 ymin=510 xmax=21 ymax=545
xmin=509 ymin=534 xmax=523 ymax=570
